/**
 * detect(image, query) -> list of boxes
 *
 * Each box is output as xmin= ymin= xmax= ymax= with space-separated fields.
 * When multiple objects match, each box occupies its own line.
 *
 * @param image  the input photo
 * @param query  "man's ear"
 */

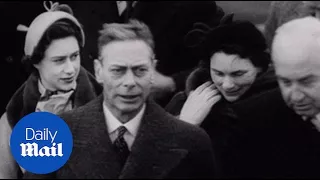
xmin=94 ymin=59 xmax=104 ymax=84
xmin=152 ymin=59 xmax=158 ymax=69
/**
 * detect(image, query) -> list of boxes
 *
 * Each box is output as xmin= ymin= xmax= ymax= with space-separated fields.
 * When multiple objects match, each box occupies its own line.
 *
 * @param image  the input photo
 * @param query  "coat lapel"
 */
xmin=66 ymin=95 xmax=122 ymax=178
xmin=120 ymin=99 xmax=188 ymax=178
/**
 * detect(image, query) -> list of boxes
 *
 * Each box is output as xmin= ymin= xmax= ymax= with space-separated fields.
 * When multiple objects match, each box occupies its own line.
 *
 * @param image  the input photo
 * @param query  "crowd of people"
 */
xmin=0 ymin=1 xmax=320 ymax=178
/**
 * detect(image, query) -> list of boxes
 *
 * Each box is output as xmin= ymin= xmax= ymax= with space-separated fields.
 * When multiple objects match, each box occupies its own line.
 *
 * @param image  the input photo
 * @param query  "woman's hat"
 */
xmin=18 ymin=1 xmax=85 ymax=57
xmin=184 ymin=14 xmax=267 ymax=59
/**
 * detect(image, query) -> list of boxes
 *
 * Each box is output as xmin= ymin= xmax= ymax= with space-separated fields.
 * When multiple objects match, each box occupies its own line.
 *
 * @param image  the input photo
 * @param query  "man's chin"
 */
xmin=119 ymin=103 xmax=144 ymax=113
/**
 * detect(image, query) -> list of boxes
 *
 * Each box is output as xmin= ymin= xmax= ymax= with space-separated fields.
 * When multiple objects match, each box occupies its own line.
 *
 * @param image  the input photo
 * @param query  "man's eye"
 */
xmin=111 ymin=68 xmax=125 ymax=75
xmin=134 ymin=68 xmax=148 ymax=77
xmin=280 ymin=79 xmax=291 ymax=86
xmin=300 ymin=78 xmax=314 ymax=87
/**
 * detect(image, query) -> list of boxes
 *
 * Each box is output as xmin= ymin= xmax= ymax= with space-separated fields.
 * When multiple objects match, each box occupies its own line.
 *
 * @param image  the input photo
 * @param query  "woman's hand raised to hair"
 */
xmin=179 ymin=81 xmax=221 ymax=126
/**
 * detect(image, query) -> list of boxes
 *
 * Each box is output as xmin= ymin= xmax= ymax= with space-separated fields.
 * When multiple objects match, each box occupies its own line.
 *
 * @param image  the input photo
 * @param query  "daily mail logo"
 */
xmin=10 ymin=112 xmax=73 ymax=174
xmin=20 ymin=128 xmax=62 ymax=157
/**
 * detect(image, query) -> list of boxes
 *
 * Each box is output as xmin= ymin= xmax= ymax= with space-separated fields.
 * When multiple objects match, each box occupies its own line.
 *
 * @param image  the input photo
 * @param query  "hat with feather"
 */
xmin=17 ymin=1 xmax=85 ymax=57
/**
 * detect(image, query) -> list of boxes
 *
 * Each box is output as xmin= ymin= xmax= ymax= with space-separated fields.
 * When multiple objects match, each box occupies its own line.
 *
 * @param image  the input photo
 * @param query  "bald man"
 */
xmin=272 ymin=16 xmax=320 ymax=128
xmin=226 ymin=17 xmax=320 ymax=178
xmin=264 ymin=16 xmax=320 ymax=178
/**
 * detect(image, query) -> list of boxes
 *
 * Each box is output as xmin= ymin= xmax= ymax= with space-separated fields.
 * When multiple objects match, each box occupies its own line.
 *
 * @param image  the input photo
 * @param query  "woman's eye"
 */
xmin=214 ymin=71 xmax=224 ymax=76
xmin=70 ymin=53 xmax=79 ymax=60
xmin=232 ymin=71 xmax=245 ymax=77
xmin=53 ymin=58 xmax=64 ymax=63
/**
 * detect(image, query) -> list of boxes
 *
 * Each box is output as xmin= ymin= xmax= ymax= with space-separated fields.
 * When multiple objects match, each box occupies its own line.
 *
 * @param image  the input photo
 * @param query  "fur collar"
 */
xmin=6 ymin=66 xmax=102 ymax=128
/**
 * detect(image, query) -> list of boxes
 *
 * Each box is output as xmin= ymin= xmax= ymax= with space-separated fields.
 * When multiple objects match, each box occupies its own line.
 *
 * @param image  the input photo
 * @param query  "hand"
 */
xmin=179 ymin=81 xmax=221 ymax=126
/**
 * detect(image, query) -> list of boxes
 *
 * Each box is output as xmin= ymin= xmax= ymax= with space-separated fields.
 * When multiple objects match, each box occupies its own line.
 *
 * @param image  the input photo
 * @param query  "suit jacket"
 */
xmin=232 ymin=88 xmax=320 ymax=178
xmin=23 ymin=95 xmax=216 ymax=179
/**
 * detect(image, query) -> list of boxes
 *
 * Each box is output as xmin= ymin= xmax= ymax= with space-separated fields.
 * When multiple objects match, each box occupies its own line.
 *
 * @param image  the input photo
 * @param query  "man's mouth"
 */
xmin=119 ymin=95 xmax=140 ymax=102
xmin=61 ymin=77 xmax=74 ymax=83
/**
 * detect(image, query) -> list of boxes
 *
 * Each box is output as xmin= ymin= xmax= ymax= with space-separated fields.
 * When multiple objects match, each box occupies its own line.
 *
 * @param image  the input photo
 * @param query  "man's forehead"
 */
xmin=274 ymin=58 xmax=320 ymax=80
xmin=107 ymin=60 xmax=151 ymax=67
xmin=101 ymin=40 xmax=153 ymax=55
xmin=100 ymin=40 xmax=154 ymax=63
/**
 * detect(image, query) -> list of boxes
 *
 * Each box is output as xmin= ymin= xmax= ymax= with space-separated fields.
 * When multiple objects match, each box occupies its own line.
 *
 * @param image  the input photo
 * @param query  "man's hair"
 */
xmin=97 ymin=19 xmax=154 ymax=58
xmin=272 ymin=16 xmax=320 ymax=62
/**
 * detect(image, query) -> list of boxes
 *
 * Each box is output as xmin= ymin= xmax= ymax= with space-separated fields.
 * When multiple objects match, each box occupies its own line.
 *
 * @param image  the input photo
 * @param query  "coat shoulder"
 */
xmin=151 ymin=100 xmax=212 ymax=149
xmin=163 ymin=111 xmax=213 ymax=150
xmin=58 ymin=95 xmax=103 ymax=130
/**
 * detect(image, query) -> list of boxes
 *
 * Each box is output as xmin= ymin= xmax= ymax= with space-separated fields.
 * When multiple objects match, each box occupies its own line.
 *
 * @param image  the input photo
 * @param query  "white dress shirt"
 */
xmin=103 ymin=102 xmax=146 ymax=150
xmin=311 ymin=113 xmax=320 ymax=132
xmin=303 ymin=113 xmax=320 ymax=132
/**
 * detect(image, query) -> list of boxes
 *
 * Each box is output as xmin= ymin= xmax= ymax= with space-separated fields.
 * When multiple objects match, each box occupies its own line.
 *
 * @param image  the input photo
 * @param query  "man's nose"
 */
xmin=290 ymin=86 xmax=306 ymax=103
xmin=123 ymin=70 xmax=136 ymax=87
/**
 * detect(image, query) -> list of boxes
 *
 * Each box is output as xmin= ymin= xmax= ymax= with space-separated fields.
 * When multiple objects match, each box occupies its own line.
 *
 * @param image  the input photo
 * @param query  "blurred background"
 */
xmin=216 ymin=1 xmax=272 ymax=24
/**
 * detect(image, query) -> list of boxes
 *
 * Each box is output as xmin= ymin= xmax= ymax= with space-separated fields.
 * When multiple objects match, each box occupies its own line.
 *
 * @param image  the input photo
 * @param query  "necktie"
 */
xmin=113 ymin=126 xmax=130 ymax=167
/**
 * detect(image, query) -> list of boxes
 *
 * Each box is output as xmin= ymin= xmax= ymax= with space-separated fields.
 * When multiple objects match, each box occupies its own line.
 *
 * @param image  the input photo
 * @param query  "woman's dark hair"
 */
xmin=185 ymin=20 xmax=271 ymax=74
xmin=22 ymin=18 xmax=83 ymax=73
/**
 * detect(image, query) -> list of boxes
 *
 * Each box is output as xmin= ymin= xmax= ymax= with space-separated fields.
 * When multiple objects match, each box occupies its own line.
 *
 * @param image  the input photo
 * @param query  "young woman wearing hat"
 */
xmin=0 ymin=3 xmax=102 ymax=178
xmin=165 ymin=19 xmax=279 ymax=177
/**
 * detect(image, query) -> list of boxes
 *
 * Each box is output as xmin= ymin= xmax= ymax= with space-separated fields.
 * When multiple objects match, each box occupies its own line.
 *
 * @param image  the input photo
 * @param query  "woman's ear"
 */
xmin=93 ymin=59 xmax=104 ymax=84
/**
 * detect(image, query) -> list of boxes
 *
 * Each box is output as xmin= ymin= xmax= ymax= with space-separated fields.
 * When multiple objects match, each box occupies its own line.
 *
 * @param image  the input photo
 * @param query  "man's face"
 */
xmin=273 ymin=41 xmax=320 ymax=117
xmin=95 ymin=40 xmax=155 ymax=116
xmin=35 ymin=36 xmax=80 ymax=91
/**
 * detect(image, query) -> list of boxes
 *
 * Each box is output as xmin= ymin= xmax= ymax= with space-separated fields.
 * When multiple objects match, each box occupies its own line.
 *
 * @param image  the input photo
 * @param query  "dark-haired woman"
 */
xmin=166 ymin=20 xmax=279 ymax=178
xmin=0 ymin=4 xmax=102 ymax=178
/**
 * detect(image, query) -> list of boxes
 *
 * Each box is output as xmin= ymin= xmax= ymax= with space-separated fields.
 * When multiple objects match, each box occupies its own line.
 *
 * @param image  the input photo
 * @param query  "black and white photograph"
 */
xmin=0 ymin=1 xmax=320 ymax=179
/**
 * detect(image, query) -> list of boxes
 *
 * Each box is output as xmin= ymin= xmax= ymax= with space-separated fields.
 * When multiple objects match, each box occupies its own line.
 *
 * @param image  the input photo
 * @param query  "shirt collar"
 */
xmin=103 ymin=102 xmax=145 ymax=137
xmin=315 ymin=113 xmax=320 ymax=122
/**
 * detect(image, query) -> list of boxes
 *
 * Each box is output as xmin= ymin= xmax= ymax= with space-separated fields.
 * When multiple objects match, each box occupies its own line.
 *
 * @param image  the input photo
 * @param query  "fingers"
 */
xmin=194 ymin=81 xmax=212 ymax=94
xmin=205 ymin=89 xmax=220 ymax=100
xmin=202 ymin=83 xmax=217 ymax=95
xmin=207 ymin=94 xmax=222 ymax=105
